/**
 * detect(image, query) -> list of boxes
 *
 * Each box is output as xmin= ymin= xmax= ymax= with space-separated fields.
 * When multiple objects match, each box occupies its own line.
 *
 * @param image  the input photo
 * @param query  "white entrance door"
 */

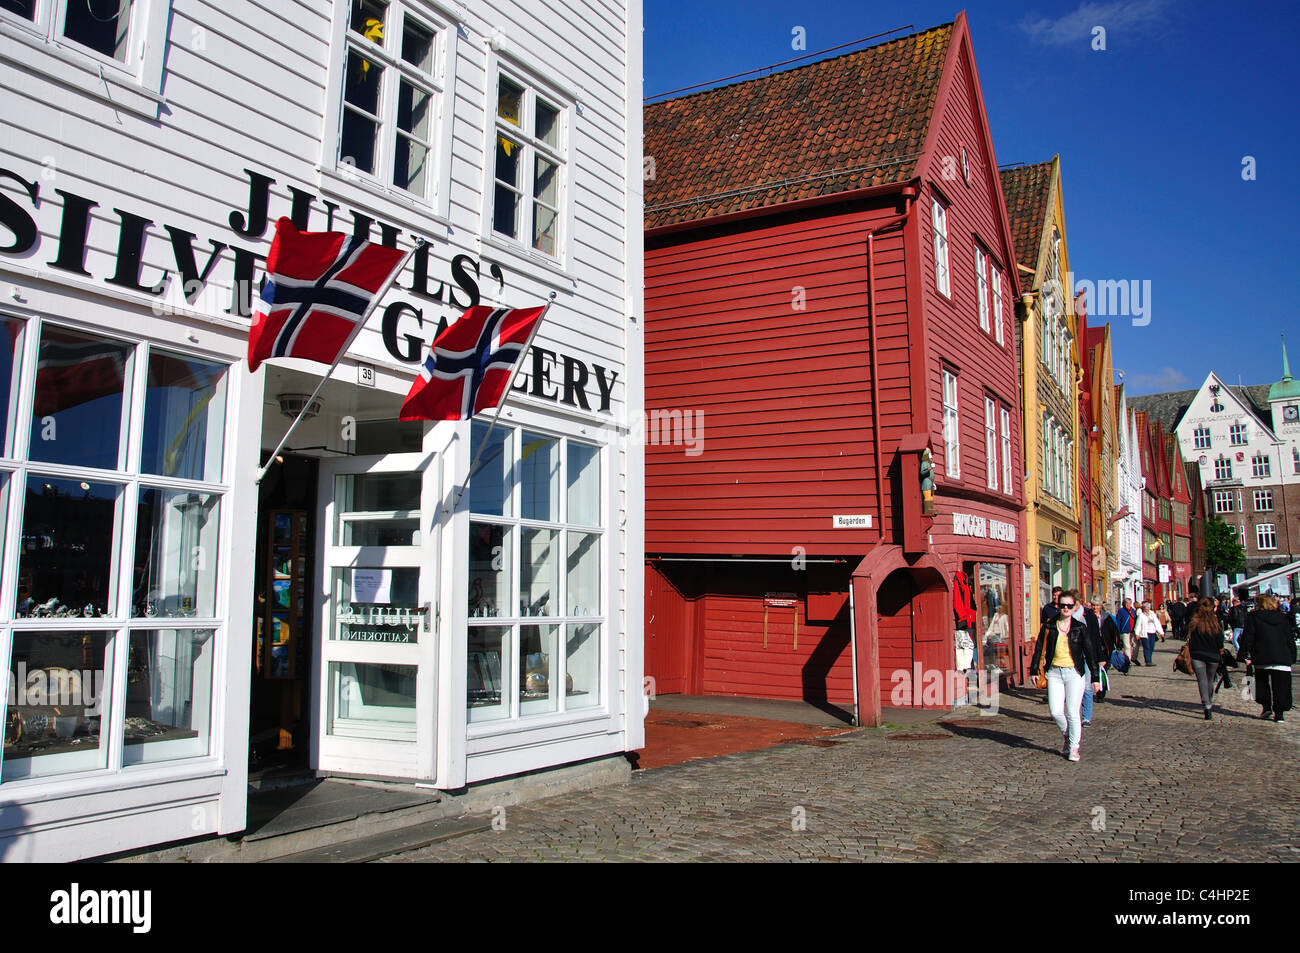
xmin=314 ymin=447 xmax=440 ymax=781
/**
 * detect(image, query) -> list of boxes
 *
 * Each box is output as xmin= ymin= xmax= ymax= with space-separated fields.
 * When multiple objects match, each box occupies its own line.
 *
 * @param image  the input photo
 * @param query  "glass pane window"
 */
xmin=467 ymin=626 xmax=508 ymax=722
xmin=123 ymin=629 xmax=216 ymax=765
xmin=3 ymin=631 xmax=111 ymax=781
xmin=18 ymin=475 xmax=118 ymax=618
xmin=329 ymin=661 xmax=417 ymax=740
xmin=31 ymin=326 xmax=131 ymax=470
xmin=62 ymin=0 xmax=131 ymax=61
xmin=336 ymin=472 xmax=421 ymax=546
xmin=942 ymin=369 xmax=959 ymax=478
xmin=332 ymin=567 xmax=421 ymax=643
xmin=133 ymin=489 xmax=220 ymax=618
xmin=491 ymin=72 xmax=566 ymax=258
xmin=520 ymin=431 xmax=558 ymax=521
xmin=567 ymin=442 xmax=599 ymax=526
xmin=469 ymin=522 xmax=511 ymax=617
xmin=519 ymin=623 xmax=558 ymax=715
xmin=519 ymin=527 xmax=557 ymax=616
xmin=349 ymin=0 xmax=387 ymax=40
xmin=141 ymin=351 xmax=227 ymax=482
xmin=975 ymin=247 xmax=989 ymax=331
xmin=566 ymin=622 xmax=599 ymax=710
xmin=469 ymin=422 xmax=511 ymax=516
xmin=932 ymin=198 xmax=949 ymax=296
xmin=566 ymin=531 xmax=600 ymax=616
xmin=0 ymin=315 xmax=22 ymax=456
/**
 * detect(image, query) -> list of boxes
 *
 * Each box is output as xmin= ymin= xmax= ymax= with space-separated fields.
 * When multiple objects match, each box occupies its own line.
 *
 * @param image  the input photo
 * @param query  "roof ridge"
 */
xmin=645 ymin=21 xmax=955 ymax=107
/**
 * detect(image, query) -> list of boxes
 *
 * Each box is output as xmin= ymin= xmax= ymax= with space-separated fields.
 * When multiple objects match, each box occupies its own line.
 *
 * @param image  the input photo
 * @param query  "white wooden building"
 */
xmin=0 ymin=0 xmax=644 ymax=861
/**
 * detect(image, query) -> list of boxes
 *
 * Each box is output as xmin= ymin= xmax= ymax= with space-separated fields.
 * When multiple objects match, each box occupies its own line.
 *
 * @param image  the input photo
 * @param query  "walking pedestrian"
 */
xmin=1168 ymin=595 xmax=1188 ymax=642
xmin=1029 ymin=589 xmax=1100 ymax=762
xmin=1041 ymin=586 xmax=1063 ymax=624
xmin=1238 ymin=593 xmax=1297 ymax=723
xmin=1186 ymin=598 xmax=1225 ymax=720
xmin=1081 ymin=600 xmax=1107 ymax=725
xmin=1134 ymin=600 xmax=1164 ymax=666
xmin=1117 ymin=598 xmax=1137 ymax=664
xmin=1228 ymin=597 xmax=1247 ymax=653
xmin=1156 ymin=601 xmax=1171 ymax=642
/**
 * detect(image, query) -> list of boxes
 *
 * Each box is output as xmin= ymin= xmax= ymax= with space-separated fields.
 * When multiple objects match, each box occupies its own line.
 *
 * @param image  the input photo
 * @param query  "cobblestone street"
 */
xmin=379 ymin=643 xmax=1300 ymax=862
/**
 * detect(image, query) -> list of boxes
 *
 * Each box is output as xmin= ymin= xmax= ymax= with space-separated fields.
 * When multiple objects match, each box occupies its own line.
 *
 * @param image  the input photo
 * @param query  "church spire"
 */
xmin=1283 ymin=334 xmax=1293 ymax=382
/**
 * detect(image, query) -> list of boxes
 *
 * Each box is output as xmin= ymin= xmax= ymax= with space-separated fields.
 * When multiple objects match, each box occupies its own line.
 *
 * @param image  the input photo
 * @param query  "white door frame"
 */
xmin=311 ymin=438 xmax=441 ymax=782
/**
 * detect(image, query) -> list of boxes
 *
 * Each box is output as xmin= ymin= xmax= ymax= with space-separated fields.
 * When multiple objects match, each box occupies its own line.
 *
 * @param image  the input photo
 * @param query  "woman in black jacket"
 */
xmin=1186 ymin=598 xmax=1225 ymax=719
xmin=1238 ymin=594 xmax=1297 ymax=722
xmin=1029 ymin=590 xmax=1100 ymax=762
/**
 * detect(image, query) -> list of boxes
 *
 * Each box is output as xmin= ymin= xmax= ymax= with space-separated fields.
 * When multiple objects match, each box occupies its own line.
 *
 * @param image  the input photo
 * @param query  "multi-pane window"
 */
xmin=1294 ymin=447 xmax=1300 ymax=474
xmin=1174 ymin=537 xmax=1190 ymax=562
xmin=492 ymin=71 xmax=566 ymax=258
xmin=975 ymin=247 xmax=990 ymax=333
xmin=1253 ymin=489 xmax=1273 ymax=511
xmin=1213 ymin=490 xmax=1233 ymax=513
xmin=1251 ymin=454 xmax=1270 ymax=478
xmin=1173 ymin=501 xmax=1187 ymax=527
xmin=467 ymin=423 xmax=603 ymax=723
xmin=942 ymin=369 xmax=960 ymax=477
xmin=932 ymin=196 xmax=950 ymax=297
xmin=999 ymin=406 xmax=1012 ymax=495
xmin=1214 ymin=456 xmax=1233 ymax=480
xmin=1193 ymin=426 xmax=1211 ymax=449
xmin=984 ymin=397 xmax=998 ymax=490
xmin=1239 ymin=523 xmax=1247 ymax=549
xmin=335 ymin=0 xmax=445 ymax=199
xmin=2 ymin=0 xmax=134 ymax=63
xmin=1229 ymin=422 xmax=1247 ymax=446
xmin=1256 ymin=524 xmax=1276 ymax=550
xmin=991 ymin=265 xmax=1004 ymax=346
xmin=1 ymin=318 xmax=228 ymax=784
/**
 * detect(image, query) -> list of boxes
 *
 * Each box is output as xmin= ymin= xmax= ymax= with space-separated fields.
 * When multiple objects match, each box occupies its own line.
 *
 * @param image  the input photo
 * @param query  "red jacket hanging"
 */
xmin=953 ymin=571 xmax=977 ymax=628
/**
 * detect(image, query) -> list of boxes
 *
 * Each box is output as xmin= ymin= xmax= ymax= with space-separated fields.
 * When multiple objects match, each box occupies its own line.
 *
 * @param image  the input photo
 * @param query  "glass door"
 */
xmin=314 ymin=447 xmax=439 ymax=781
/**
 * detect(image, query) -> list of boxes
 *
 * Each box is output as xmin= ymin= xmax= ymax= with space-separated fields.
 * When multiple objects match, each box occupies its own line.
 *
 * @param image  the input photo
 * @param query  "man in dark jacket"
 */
xmin=1238 ymin=594 xmax=1298 ymax=722
xmin=1168 ymin=597 xmax=1188 ymax=641
xmin=1041 ymin=586 xmax=1063 ymax=623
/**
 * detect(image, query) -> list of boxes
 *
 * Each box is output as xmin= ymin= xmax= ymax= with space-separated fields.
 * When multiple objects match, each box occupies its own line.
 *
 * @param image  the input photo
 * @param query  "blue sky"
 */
xmin=644 ymin=0 xmax=1300 ymax=395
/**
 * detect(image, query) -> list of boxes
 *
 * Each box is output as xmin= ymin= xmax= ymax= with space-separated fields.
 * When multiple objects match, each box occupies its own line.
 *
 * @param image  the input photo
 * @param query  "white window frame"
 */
xmin=1229 ymin=422 xmax=1247 ymax=446
xmin=1256 ymin=523 xmax=1276 ymax=551
xmin=322 ymin=0 xmax=453 ymax=210
xmin=932 ymin=196 xmax=950 ymax=298
xmin=975 ymin=247 xmax=989 ymax=332
xmin=483 ymin=58 xmax=572 ymax=267
xmin=1000 ymin=406 xmax=1012 ymax=495
xmin=1193 ymin=426 xmax=1211 ymax=450
xmin=984 ymin=396 xmax=997 ymax=490
xmin=942 ymin=368 xmax=960 ymax=478
xmin=1214 ymin=456 xmax=1232 ymax=481
xmin=1253 ymin=489 xmax=1273 ymax=512
xmin=0 ymin=0 xmax=169 ymax=117
xmin=992 ymin=264 xmax=1004 ymax=346
xmin=1213 ymin=490 xmax=1233 ymax=514
xmin=1251 ymin=454 xmax=1270 ymax=478
xmin=1239 ymin=523 xmax=1247 ymax=549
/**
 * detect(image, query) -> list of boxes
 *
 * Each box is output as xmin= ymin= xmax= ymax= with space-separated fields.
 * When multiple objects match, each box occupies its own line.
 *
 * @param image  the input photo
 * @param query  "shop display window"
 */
xmin=29 ymin=326 xmax=131 ymax=470
xmin=3 ymin=631 xmax=111 ymax=781
xmin=18 ymin=476 xmax=119 ymax=618
xmin=133 ymin=489 xmax=220 ymax=618
xmin=123 ymin=629 xmax=215 ymax=765
xmin=0 ymin=318 xmax=231 ymax=788
xmin=979 ymin=563 xmax=1011 ymax=678
xmin=467 ymin=423 xmax=603 ymax=724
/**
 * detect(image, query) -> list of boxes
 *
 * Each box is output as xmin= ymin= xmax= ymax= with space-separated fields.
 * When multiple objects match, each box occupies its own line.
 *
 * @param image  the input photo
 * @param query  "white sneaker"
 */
xmin=1068 ymin=748 xmax=1081 ymax=762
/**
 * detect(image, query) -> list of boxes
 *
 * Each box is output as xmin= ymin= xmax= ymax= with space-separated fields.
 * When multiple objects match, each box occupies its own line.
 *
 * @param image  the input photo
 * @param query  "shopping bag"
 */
xmin=1109 ymin=649 xmax=1130 ymax=674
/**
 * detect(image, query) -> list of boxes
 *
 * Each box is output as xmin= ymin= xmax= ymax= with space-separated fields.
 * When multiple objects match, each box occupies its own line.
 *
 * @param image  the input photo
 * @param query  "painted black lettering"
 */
xmin=106 ymin=209 xmax=167 ymax=294
xmin=561 ymin=355 xmax=591 ymax=410
xmin=592 ymin=364 xmax=618 ymax=412
xmin=47 ymin=190 xmax=98 ymax=276
xmin=381 ymin=301 xmax=425 ymax=363
xmin=528 ymin=346 xmax=557 ymax=400
xmin=229 ymin=168 xmax=275 ymax=238
xmin=288 ymin=186 xmax=315 ymax=230
xmin=165 ymin=227 xmax=227 ymax=303
xmin=449 ymin=253 xmax=480 ymax=309
xmin=226 ymin=245 xmax=260 ymax=317
xmin=0 ymin=169 xmax=39 ymax=255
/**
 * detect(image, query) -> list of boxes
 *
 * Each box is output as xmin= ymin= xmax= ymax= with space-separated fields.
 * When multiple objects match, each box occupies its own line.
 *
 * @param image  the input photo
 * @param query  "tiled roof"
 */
xmin=998 ymin=159 xmax=1054 ymax=277
xmin=1129 ymin=383 xmax=1273 ymax=434
xmin=643 ymin=23 xmax=953 ymax=230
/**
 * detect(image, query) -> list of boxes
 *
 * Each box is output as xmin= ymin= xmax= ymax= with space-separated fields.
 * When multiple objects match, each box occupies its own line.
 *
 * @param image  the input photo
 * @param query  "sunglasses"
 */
xmin=1059 ymin=602 xmax=1076 ymax=609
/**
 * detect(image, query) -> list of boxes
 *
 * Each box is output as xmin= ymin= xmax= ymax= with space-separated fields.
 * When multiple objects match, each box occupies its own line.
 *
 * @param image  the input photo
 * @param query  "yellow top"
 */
xmin=1051 ymin=622 xmax=1075 ymax=668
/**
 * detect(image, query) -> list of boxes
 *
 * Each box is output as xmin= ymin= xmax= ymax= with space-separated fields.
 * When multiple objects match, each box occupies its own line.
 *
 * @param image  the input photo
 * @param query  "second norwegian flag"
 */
xmin=400 ymin=303 xmax=549 ymax=421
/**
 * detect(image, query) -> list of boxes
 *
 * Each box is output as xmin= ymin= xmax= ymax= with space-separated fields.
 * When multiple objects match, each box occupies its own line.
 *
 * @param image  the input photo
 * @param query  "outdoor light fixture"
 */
xmin=277 ymin=394 xmax=322 ymax=419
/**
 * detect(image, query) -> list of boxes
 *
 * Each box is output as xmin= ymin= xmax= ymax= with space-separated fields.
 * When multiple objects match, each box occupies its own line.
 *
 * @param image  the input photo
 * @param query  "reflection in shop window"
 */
xmin=123 ymin=629 xmax=215 ymax=765
xmin=566 ymin=623 xmax=599 ymax=710
xmin=133 ymin=489 xmax=220 ymax=618
xmin=519 ymin=623 xmax=558 ymax=715
xmin=30 ymin=326 xmax=131 ymax=471
xmin=567 ymin=441 xmax=599 ymax=526
xmin=469 ymin=422 xmax=511 ymax=517
xmin=0 ymin=315 xmax=22 ymax=456
xmin=18 ymin=476 xmax=118 ymax=618
xmin=3 ymin=631 xmax=111 ymax=781
xmin=520 ymin=431 xmax=558 ymax=521
xmin=328 ymin=662 xmax=417 ymax=742
xmin=979 ymin=564 xmax=1010 ymax=679
xmin=469 ymin=521 xmax=510 ymax=617
xmin=467 ymin=626 xmax=508 ymax=722
xmin=519 ymin=527 xmax=557 ymax=616
xmin=140 ymin=351 xmax=227 ymax=482
xmin=566 ymin=531 xmax=600 ymax=616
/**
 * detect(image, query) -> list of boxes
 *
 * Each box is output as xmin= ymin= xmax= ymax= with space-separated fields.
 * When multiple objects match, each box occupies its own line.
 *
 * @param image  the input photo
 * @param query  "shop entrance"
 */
xmin=313 ymin=448 xmax=441 ymax=781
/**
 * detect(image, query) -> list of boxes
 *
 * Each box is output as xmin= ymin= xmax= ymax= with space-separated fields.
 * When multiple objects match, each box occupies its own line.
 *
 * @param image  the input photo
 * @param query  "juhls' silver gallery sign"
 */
xmin=952 ymin=512 xmax=1016 ymax=542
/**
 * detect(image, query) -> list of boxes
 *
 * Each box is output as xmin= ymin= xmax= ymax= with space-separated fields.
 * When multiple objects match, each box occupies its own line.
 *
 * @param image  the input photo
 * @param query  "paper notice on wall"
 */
xmin=352 ymin=569 xmax=392 ymax=604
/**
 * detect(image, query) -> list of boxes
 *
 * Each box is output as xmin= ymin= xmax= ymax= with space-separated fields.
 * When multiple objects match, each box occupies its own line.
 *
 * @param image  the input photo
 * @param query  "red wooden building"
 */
xmin=643 ymin=15 xmax=1026 ymax=725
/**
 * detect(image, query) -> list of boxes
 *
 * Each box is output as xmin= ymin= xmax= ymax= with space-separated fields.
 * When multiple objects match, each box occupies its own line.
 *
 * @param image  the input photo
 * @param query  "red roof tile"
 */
xmin=644 ymin=23 xmax=953 ymax=230
xmin=998 ymin=159 xmax=1054 ymax=276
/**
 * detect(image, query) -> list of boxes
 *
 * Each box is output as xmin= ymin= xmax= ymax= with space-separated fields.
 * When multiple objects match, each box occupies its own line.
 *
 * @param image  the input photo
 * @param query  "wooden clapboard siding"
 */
xmin=645 ymin=200 xmax=914 ymax=555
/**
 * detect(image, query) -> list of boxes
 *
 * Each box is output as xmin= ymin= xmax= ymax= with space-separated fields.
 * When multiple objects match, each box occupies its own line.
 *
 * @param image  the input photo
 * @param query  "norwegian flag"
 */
xmin=247 ymin=217 xmax=408 ymax=372
xmin=400 ymin=305 xmax=547 ymax=421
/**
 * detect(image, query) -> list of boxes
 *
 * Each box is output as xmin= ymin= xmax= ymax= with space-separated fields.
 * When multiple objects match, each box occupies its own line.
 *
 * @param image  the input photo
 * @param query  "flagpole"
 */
xmin=254 ymin=238 xmax=423 ymax=484
xmin=451 ymin=292 xmax=557 ymax=511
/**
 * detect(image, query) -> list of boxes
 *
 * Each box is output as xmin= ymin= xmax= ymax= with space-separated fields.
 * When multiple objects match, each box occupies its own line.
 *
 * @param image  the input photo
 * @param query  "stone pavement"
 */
xmin=378 ymin=642 xmax=1300 ymax=862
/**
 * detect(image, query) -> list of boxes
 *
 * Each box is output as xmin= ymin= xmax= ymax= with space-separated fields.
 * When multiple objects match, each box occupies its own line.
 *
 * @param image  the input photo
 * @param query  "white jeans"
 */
xmin=1046 ymin=665 xmax=1084 ymax=750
